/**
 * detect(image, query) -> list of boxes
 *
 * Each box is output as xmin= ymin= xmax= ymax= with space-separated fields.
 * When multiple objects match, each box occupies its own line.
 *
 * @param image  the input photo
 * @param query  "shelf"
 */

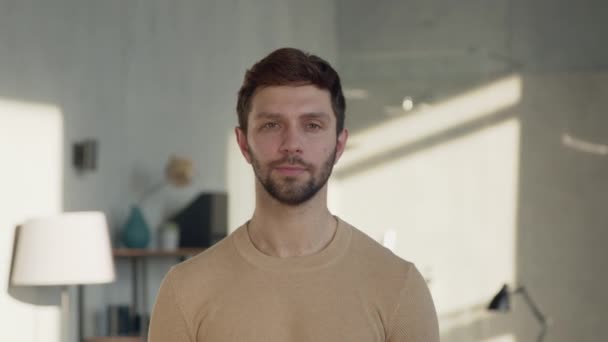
xmin=112 ymin=248 xmax=205 ymax=257
xmin=85 ymin=337 xmax=142 ymax=342
xmin=83 ymin=250 xmax=204 ymax=342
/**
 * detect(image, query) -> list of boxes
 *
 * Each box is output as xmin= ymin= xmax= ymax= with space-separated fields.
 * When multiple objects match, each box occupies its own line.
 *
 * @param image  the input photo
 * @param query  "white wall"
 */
xmin=332 ymin=1 xmax=608 ymax=341
xmin=332 ymin=71 xmax=608 ymax=342
xmin=332 ymin=77 xmax=522 ymax=341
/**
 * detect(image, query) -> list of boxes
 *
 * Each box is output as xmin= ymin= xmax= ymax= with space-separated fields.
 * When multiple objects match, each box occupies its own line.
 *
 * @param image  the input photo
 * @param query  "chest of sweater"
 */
xmin=192 ymin=270 xmax=387 ymax=342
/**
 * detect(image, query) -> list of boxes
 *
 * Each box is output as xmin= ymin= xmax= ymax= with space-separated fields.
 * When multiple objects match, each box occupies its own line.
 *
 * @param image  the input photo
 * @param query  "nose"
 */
xmin=280 ymin=124 xmax=303 ymax=154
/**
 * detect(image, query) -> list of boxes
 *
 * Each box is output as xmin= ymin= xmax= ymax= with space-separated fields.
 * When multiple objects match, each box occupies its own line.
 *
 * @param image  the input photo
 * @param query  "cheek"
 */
xmin=312 ymin=140 xmax=336 ymax=161
xmin=256 ymin=139 xmax=276 ymax=154
xmin=249 ymin=137 xmax=278 ymax=159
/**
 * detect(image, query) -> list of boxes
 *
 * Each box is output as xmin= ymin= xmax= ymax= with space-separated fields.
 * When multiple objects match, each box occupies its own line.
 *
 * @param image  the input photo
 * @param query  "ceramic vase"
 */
xmin=121 ymin=206 xmax=151 ymax=248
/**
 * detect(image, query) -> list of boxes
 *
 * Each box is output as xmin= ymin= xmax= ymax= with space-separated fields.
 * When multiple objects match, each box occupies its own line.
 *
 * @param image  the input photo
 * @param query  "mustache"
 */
xmin=269 ymin=155 xmax=311 ymax=169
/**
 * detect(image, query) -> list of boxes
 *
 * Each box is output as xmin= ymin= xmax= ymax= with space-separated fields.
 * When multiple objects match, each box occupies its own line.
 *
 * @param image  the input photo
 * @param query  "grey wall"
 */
xmin=0 ymin=1 xmax=128 ymax=341
xmin=120 ymin=2 xmax=337 ymax=341
xmin=0 ymin=1 xmax=337 ymax=341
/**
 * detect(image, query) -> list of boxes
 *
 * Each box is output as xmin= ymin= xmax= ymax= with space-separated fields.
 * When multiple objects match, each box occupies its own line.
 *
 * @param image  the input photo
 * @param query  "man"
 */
xmin=148 ymin=47 xmax=439 ymax=342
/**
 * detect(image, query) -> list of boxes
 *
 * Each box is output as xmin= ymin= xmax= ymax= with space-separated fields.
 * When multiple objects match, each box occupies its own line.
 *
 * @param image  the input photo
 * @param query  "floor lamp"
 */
xmin=11 ymin=212 xmax=115 ymax=342
xmin=488 ymin=284 xmax=550 ymax=342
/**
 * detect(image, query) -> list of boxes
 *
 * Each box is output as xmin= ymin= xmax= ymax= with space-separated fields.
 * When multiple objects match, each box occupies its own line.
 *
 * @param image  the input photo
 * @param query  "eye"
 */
xmin=261 ymin=122 xmax=280 ymax=130
xmin=305 ymin=122 xmax=322 ymax=130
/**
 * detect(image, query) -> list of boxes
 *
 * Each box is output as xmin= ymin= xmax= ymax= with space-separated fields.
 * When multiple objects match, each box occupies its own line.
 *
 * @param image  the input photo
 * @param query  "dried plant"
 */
xmin=138 ymin=155 xmax=194 ymax=204
xmin=165 ymin=156 xmax=194 ymax=187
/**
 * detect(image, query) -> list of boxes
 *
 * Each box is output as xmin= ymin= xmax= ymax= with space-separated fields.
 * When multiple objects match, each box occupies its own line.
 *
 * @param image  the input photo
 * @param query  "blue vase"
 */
xmin=122 ymin=206 xmax=151 ymax=248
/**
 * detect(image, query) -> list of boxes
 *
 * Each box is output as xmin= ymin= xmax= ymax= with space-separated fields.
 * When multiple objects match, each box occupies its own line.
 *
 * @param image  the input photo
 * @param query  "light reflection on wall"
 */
xmin=0 ymin=97 xmax=64 ymax=342
xmin=331 ymin=75 xmax=522 ymax=335
xmin=483 ymin=333 xmax=516 ymax=342
xmin=337 ymin=75 xmax=522 ymax=175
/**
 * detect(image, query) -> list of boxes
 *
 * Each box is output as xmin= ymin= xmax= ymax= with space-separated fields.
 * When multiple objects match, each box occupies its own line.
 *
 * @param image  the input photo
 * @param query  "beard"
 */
xmin=249 ymin=144 xmax=337 ymax=206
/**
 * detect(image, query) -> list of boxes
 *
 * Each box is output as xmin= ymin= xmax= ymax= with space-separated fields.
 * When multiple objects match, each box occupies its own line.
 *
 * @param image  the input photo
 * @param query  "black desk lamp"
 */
xmin=488 ymin=284 xmax=549 ymax=342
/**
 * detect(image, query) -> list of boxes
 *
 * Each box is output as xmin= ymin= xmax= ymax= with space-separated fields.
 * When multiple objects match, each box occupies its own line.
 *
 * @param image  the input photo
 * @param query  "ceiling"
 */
xmin=334 ymin=0 xmax=608 ymax=133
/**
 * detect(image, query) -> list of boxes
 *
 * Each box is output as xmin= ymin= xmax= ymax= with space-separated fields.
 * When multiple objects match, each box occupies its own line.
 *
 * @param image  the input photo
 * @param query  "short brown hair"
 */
xmin=236 ymin=47 xmax=345 ymax=135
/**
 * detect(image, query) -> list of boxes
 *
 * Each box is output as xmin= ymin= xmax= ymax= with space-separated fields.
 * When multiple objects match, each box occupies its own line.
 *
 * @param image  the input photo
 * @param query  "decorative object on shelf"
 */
xmin=11 ymin=211 xmax=116 ymax=342
xmin=159 ymin=222 xmax=180 ymax=250
xmin=121 ymin=155 xmax=194 ymax=249
xmin=488 ymin=284 xmax=550 ymax=342
xmin=171 ymin=192 xmax=227 ymax=248
xmin=106 ymin=304 xmax=137 ymax=336
xmin=164 ymin=155 xmax=194 ymax=187
xmin=121 ymin=206 xmax=151 ymax=248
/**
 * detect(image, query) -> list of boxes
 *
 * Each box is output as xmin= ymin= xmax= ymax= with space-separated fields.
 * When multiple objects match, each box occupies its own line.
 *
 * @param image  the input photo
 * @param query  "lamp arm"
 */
xmin=514 ymin=286 xmax=548 ymax=326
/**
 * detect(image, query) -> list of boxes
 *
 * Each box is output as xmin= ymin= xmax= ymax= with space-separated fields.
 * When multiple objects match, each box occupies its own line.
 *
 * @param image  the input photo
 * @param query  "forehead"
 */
xmin=250 ymin=85 xmax=333 ymax=118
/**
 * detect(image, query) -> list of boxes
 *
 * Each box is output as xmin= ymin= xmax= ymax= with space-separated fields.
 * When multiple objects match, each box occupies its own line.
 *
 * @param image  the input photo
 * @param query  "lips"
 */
xmin=274 ymin=165 xmax=307 ymax=176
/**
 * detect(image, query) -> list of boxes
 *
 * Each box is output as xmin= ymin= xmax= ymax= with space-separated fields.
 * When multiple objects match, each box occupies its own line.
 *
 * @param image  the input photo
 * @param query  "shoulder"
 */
xmin=340 ymin=219 xmax=438 ymax=340
xmin=343 ymin=218 xmax=415 ymax=275
xmin=164 ymin=227 xmax=245 ymax=293
xmin=340 ymin=218 xmax=421 ymax=300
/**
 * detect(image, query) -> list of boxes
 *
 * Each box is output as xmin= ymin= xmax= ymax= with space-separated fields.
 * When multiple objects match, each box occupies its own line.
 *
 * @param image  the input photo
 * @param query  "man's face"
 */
xmin=236 ymin=85 xmax=348 ymax=206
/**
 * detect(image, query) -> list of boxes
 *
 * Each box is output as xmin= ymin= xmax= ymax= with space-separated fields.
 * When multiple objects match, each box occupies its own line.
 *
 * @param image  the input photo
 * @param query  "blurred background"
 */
xmin=1 ymin=0 xmax=607 ymax=341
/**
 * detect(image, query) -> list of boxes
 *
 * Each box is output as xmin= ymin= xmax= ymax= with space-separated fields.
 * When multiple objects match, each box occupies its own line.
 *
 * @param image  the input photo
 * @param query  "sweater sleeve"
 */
xmin=386 ymin=265 xmax=440 ymax=342
xmin=148 ymin=268 xmax=193 ymax=342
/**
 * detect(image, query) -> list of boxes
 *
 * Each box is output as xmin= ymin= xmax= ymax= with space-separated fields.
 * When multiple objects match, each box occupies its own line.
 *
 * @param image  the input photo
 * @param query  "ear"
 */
xmin=334 ymin=128 xmax=349 ymax=164
xmin=235 ymin=127 xmax=252 ymax=164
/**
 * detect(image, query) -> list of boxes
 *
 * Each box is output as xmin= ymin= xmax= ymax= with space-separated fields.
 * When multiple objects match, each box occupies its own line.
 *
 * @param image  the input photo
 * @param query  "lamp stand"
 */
xmin=513 ymin=286 xmax=548 ymax=342
xmin=488 ymin=284 xmax=550 ymax=342
xmin=60 ymin=285 xmax=71 ymax=342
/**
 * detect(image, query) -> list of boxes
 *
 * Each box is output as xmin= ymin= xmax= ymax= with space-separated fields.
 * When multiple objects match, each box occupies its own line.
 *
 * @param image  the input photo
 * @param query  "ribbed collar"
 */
xmin=231 ymin=216 xmax=352 ymax=272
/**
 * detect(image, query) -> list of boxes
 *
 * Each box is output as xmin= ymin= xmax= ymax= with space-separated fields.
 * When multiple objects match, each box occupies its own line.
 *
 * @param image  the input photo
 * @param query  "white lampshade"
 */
xmin=12 ymin=211 xmax=116 ymax=286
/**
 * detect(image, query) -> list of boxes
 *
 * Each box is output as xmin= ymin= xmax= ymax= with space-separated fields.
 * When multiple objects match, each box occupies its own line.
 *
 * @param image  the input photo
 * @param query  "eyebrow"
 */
xmin=254 ymin=112 xmax=282 ymax=120
xmin=300 ymin=112 xmax=331 ymax=120
xmin=254 ymin=112 xmax=331 ymax=120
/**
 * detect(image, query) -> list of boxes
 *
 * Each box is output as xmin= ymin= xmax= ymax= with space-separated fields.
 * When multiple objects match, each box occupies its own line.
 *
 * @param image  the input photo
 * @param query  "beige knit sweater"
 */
xmin=148 ymin=217 xmax=439 ymax=342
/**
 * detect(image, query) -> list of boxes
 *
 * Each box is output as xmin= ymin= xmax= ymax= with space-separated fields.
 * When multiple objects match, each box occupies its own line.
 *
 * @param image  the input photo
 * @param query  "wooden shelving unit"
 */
xmin=83 ymin=248 xmax=205 ymax=342
xmin=113 ymin=247 xmax=205 ymax=258
xmin=85 ymin=336 xmax=143 ymax=342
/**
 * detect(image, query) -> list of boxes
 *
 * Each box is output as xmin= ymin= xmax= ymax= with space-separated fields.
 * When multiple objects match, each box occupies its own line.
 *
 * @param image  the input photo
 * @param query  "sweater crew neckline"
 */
xmin=231 ymin=216 xmax=352 ymax=272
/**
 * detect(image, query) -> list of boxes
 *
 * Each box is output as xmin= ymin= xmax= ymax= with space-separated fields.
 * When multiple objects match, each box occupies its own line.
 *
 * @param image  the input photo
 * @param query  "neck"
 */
xmin=248 ymin=183 xmax=337 ymax=258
